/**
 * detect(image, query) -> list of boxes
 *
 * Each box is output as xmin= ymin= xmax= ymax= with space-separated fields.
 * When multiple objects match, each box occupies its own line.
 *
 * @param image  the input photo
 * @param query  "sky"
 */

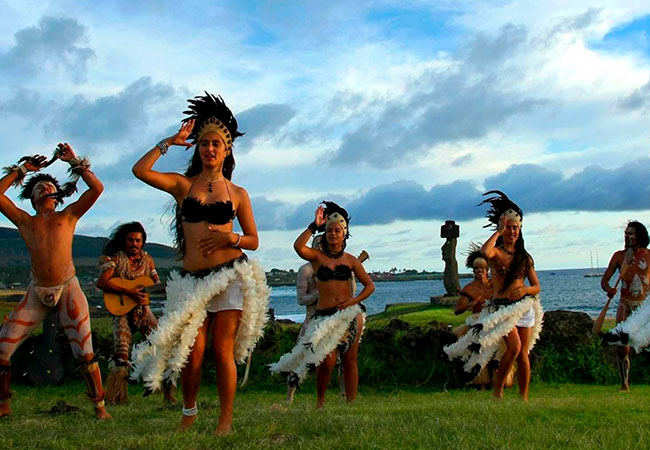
xmin=0 ymin=1 xmax=648 ymax=272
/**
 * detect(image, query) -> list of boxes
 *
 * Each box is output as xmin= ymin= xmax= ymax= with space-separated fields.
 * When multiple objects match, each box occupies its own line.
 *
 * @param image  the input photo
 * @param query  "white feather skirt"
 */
xmin=130 ymin=258 xmax=270 ymax=390
xmin=608 ymin=299 xmax=650 ymax=351
xmin=269 ymin=304 xmax=365 ymax=383
xmin=444 ymin=295 xmax=544 ymax=373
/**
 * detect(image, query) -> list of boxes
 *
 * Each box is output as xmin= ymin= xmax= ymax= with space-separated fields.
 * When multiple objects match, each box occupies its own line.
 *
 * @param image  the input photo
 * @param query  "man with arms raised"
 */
xmin=0 ymin=144 xmax=109 ymax=419
xmin=97 ymin=222 xmax=176 ymax=404
xmin=601 ymin=221 xmax=650 ymax=391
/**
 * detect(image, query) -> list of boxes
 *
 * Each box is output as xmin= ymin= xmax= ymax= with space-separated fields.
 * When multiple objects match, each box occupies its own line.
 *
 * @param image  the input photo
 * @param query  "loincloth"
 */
xmin=32 ymin=276 xmax=76 ymax=309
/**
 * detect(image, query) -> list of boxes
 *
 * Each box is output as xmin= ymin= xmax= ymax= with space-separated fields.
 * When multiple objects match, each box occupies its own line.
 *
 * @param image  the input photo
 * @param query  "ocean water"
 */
xmin=272 ymin=268 xmax=611 ymax=322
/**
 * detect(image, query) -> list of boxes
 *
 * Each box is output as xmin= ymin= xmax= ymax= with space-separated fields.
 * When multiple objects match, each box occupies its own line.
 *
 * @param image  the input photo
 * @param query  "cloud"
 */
xmin=451 ymin=153 xmax=473 ymax=167
xmin=618 ymin=77 xmax=650 ymax=112
xmin=1 ymin=16 xmax=95 ymax=83
xmin=0 ymin=88 xmax=55 ymax=118
xmin=46 ymin=77 xmax=177 ymax=145
xmin=251 ymin=159 xmax=650 ymax=231
xmin=326 ymin=24 xmax=547 ymax=168
xmin=236 ymin=103 xmax=296 ymax=151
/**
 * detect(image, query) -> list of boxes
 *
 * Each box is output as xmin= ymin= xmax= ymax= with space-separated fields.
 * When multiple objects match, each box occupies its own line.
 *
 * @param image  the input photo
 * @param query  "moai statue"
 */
xmin=441 ymin=220 xmax=460 ymax=296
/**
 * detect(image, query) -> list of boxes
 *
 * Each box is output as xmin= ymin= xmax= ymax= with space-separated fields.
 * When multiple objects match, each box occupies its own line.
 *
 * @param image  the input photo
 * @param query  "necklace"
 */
xmin=324 ymin=247 xmax=344 ymax=259
xmin=199 ymin=174 xmax=223 ymax=193
xmin=500 ymin=246 xmax=515 ymax=256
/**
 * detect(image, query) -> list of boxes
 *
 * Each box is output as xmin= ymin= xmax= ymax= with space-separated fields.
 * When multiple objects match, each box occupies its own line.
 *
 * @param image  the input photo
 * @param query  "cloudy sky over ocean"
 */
xmin=0 ymin=1 xmax=648 ymax=272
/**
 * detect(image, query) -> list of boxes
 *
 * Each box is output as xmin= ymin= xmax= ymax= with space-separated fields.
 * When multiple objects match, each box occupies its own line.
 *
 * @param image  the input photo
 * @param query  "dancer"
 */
xmin=600 ymin=221 xmax=650 ymax=391
xmin=454 ymin=245 xmax=493 ymax=388
xmin=286 ymin=234 xmax=322 ymax=403
xmin=130 ymin=93 xmax=269 ymax=434
xmin=270 ymin=202 xmax=374 ymax=408
xmin=0 ymin=144 xmax=109 ymax=419
xmin=445 ymin=191 xmax=542 ymax=401
xmin=97 ymin=221 xmax=175 ymax=404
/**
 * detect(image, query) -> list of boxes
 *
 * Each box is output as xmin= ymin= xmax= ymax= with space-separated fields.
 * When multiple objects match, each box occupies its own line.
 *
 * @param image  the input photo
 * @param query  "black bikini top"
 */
xmin=316 ymin=265 xmax=352 ymax=282
xmin=180 ymin=176 xmax=236 ymax=225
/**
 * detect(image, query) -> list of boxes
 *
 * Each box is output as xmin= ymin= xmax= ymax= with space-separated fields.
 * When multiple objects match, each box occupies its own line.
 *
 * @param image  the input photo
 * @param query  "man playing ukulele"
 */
xmin=97 ymin=222 xmax=175 ymax=404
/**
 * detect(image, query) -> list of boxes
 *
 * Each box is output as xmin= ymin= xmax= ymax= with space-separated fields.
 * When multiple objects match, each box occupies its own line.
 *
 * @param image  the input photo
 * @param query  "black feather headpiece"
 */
xmin=319 ymin=200 xmax=351 ymax=238
xmin=478 ymin=190 xmax=523 ymax=229
xmin=182 ymin=92 xmax=244 ymax=148
xmin=464 ymin=242 xmax=486 ymax=269
xmin=19 ymin=173 xmax=64 ymax=206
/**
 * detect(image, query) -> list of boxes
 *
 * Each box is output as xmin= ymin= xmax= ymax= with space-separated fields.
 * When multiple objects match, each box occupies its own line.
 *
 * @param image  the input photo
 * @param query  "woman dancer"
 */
xmin=270 ymin=202 xmax=374 ymax=408
xmin=130 ymin=93 xmax=269 ymax=434
xmin=445 ymin=191 xmax=542 ymax=401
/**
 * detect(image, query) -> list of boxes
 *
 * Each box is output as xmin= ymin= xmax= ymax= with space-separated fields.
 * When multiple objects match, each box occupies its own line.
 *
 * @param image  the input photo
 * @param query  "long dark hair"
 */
xmin=495 ymin=233 xmax=532 ymax=294
xmin=104 ymin=222 xmax=147 ymax=257
xmin=479 ymin=190 xmax=531 ymax=293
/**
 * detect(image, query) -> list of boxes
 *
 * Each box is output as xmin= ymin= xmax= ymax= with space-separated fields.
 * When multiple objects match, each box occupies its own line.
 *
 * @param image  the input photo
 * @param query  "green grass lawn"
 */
xmin=1 ymin=383 xmax=650 ymax=449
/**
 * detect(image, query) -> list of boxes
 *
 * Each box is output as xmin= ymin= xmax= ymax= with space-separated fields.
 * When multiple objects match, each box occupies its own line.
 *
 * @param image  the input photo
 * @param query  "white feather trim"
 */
xmin=610 ymin=299 xmax=650 ymax=351
xmin=444 ymin=295 xmax=543 ymax=373
xmin=130 ymin=258 xmax=270 ymax=390
xmin=269 ymin=305 xmax=365 ymax=383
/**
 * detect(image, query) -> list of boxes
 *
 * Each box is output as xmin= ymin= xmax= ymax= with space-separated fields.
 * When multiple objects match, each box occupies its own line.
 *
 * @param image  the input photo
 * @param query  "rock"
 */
xmin=386 ymin=318 xmax=410 ymax=331
xmin=427 ymin=320 xmax=452 ymax=332
xmin=430 ymin=295 xmax=458 ymax=307
xmin=538 ymin=310 xmax=593 ymax=348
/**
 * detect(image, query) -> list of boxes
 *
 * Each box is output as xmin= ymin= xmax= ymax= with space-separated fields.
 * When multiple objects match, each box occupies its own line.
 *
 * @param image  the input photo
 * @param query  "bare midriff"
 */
xmin=181 ymin=221 xmax=242 ymax=272
xmin=22 ymin=212 xmax=76 ymax=287
xmin=316 ymin=277 xmax=352 ymax=310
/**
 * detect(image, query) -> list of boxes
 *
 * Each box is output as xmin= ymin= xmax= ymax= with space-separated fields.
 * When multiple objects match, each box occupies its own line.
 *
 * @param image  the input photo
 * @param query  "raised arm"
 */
xmin=131 ymin=120 xmax=194 ymax=199
xmin=0 ymin=155 xmax=46 ymax=226
xmin=294 ymin=205 xmax=324 ymax=262
xmin=481 ymin=215 xmax=506 ymax=260
xmin=54 ymin=144 xmax=103 ymax=218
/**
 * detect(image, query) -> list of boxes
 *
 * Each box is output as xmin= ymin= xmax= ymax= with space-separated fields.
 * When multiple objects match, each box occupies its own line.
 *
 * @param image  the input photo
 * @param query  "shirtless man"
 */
xmin=454 ymin=250 xmax=492 ymax=317
xmin=601 ymin=221 xmax=650 ymax=391
xmin=0 ymin=144 xmax=109 ymax=419
xmin=97 ymin=222 xmax=175 ymax=405
xmin=454 ymin=249 xmax=494 ymax=388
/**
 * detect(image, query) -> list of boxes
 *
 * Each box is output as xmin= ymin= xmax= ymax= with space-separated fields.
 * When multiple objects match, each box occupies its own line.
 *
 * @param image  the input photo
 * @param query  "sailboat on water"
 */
xmin=584 ymin=250 xmax=604 ymax=277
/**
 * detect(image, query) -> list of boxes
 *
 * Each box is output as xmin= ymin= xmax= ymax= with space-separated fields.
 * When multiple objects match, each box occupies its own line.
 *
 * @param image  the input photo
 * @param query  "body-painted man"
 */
xmin=97 ymin=221 xmax=175 ymax=404
xmin=0 ymin=144 xmax=109 ymax=419
xmin=601 ymin=221 xmax=650 ymax=391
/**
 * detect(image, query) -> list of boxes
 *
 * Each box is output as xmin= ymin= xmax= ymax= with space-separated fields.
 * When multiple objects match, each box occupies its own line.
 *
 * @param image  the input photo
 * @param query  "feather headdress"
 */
xmin=182 ymin=92 xmax=244 ymax=150
xmin=478 ymin=190 xmax=523 ymax=229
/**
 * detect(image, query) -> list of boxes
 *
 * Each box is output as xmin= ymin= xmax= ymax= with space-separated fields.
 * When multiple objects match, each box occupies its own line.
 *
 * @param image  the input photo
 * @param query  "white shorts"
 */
xmin=206 ymin=279 xmax=243 ymax=313
xmin=516 ymin=307 xmax=535 ymax=328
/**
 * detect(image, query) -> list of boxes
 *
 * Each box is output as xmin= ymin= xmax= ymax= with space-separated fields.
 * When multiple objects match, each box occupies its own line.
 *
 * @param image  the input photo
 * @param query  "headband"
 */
xmin=472 ymin=257 xmax=488 ymax=268
xmin=326 ymin=212 xmax=348 ymax=235
xmin=501 ymin=208 xmax=522 ymax=227
xmin=197 ymin=117 xmax=233 ymax=151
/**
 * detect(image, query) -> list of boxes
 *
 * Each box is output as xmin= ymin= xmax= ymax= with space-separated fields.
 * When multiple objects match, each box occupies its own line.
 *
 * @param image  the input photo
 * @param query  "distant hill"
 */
xmin=0 ymin=227 xmax=179 ymax=268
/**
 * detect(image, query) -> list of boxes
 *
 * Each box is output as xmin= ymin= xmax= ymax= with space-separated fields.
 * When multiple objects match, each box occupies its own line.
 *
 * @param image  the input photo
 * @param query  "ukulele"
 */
xmin=103 ymin=276 xmax=165 ymax=316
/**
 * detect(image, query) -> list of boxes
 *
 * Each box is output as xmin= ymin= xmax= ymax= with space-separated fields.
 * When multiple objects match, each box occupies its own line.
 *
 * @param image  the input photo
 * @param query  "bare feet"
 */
xmin=0 ymin=402 xmax=10 ymax=417
xmin=316 ymin=400 xmax=325 ymax=409
xmin=95 ymin=406 xmax=111 ymax=420
xmin=163 ymin=393 xmax=178 ymax=405
xmin=619 ymin=384 xmax=630 ymax=392
xmin=177 ymin=414 xmax=197 ymax=431
xmin=214 ymin=414 xmax=233 ymax=436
